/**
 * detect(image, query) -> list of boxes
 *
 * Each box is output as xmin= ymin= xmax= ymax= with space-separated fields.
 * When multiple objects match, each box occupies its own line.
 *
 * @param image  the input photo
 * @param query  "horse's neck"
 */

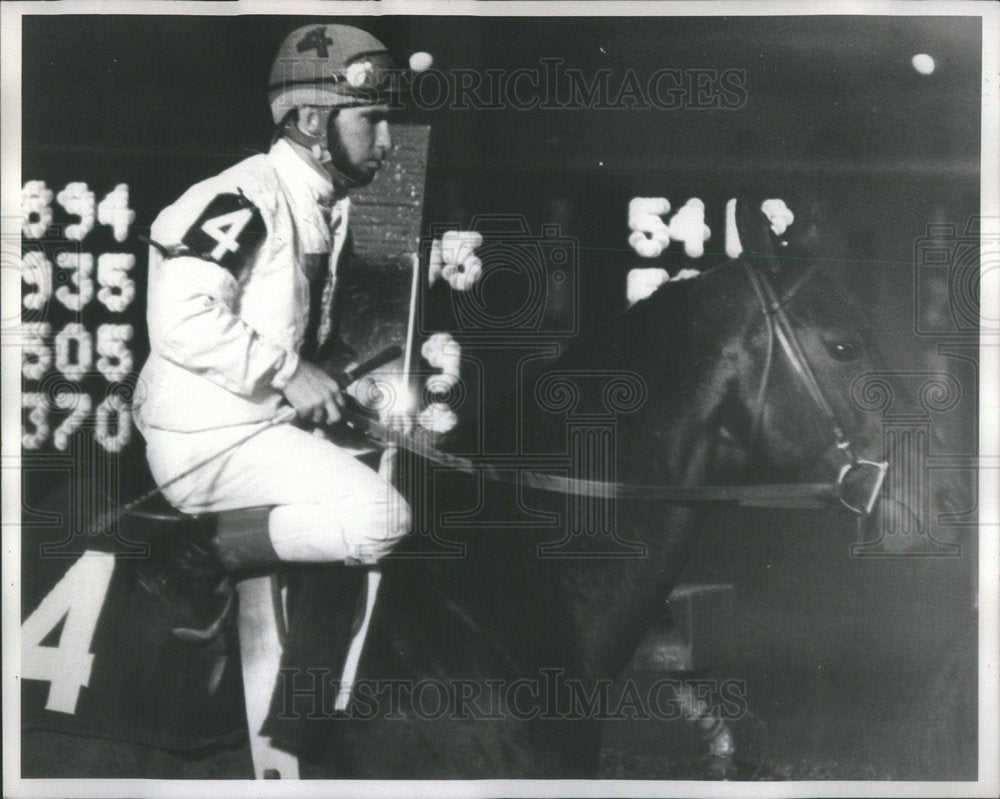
xmin=434 ymin=270 xmax=740 ymax=682
xmin=452 ymin=422 xmax=718 ymax=683
xmin=501 ymin=280 xmax=736 ymax=681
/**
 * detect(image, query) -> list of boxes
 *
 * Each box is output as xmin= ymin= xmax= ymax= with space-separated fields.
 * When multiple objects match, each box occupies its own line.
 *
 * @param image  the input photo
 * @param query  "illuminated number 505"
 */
xmin=21 ymin=552 xmax=116 ymax=714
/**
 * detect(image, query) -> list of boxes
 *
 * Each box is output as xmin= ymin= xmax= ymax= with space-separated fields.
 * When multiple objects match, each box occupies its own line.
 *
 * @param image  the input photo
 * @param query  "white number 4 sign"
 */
xmin=21 ymin=552 xmax=116 ymax=714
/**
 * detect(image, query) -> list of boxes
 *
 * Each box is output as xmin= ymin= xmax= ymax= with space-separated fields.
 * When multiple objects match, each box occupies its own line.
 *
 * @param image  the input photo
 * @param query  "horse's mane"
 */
xmin=543 ymin=261 xmax=746 ymax=391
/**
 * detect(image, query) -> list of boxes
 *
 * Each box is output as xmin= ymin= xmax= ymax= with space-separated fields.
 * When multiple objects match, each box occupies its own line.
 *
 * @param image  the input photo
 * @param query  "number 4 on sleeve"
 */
xmin=181 ymin=192 xmax=265 ymax=274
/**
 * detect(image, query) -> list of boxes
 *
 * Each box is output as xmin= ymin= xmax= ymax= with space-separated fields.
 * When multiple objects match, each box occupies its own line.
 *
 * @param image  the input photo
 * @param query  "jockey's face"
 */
xmin=327 ymin=104 xmax=393 ymax=187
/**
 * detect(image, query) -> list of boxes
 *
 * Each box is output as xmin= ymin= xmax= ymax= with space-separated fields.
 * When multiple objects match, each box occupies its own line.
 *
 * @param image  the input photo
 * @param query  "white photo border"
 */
xmin=2 ymin=2 xmax=997 ymax=798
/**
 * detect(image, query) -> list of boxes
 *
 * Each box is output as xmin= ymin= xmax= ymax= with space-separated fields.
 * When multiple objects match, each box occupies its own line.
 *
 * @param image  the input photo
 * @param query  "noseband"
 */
xmin=743 ymin=264 xmax=887 ymax=516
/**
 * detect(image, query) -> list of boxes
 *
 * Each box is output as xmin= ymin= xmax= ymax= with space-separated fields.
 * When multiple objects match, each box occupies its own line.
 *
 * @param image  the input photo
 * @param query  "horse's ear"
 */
xmin=789 ymin=200 xmax=827 ymax=253
xmin=734 ymin=196 xmax=832 ymax=275
xmin=733 ymin=195 xmax=779 ymax=273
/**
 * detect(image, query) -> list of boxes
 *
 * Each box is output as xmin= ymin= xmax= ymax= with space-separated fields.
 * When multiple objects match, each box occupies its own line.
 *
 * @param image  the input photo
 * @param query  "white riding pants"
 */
xmin=142 ymin=421 xmax=411 ymax=564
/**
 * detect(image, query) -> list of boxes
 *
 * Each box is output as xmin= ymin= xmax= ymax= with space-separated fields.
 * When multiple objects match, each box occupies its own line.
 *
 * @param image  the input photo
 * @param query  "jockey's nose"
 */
xmin=375 ymin=119 xmax=392 ymax=154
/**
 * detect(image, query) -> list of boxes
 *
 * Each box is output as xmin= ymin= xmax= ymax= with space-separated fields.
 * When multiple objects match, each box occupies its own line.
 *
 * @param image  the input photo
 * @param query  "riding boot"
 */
xmin=212 ymin=506 xmax=282 ymax=575
xmin=124 ymin=514 xmax=241 ymax=673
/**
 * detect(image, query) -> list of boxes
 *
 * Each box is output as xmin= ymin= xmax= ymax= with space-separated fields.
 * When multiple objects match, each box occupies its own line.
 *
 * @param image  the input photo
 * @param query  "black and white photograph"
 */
xmin=2 ymin=1 xmax=997 ymax=796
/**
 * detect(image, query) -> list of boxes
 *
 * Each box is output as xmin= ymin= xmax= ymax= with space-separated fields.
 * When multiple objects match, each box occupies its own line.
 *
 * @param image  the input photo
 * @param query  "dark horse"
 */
xmin=22 ymin=198 xmax=961 ymax=780
xmin=257 ymin=198 xmax=936 ymax=778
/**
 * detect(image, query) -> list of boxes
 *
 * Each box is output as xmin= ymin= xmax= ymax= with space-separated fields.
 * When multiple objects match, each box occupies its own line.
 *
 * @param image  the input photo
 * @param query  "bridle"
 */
xmin=337 ymin=263 xmax=889 ymax=519
xmin=115 ymin=264 xmax=889 ymax=529
xmin=742 ymin=263 xmax=887 ymax=516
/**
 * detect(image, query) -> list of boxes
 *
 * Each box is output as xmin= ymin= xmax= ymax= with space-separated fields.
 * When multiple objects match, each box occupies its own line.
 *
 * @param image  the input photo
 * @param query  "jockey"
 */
xmin=134 ymin=24 xmax=411 ymax=571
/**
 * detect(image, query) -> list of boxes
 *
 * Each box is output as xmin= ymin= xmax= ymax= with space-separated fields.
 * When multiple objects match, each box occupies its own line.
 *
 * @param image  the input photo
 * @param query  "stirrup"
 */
xmin=172 ymin=577 xmax=236 ymax=642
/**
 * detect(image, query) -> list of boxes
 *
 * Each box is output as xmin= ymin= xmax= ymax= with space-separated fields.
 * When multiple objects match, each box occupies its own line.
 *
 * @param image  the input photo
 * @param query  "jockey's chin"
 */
xmin=354 ymin=159 xmax=384 ymax=184
xmin=327 ymin=154 xmax=384 ymax=189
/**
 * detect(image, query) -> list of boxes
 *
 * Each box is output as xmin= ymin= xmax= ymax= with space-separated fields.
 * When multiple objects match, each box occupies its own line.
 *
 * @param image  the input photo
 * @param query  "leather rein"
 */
xmin=343 ymin=265 xmax=888 ymax=516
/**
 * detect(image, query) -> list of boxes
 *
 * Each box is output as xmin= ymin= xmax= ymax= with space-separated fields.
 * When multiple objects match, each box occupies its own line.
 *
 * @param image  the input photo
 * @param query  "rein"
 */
xmin=341 ymin=404 xmax=841 ymax=509
xmin=343 ymin=265 xmax=886 ymax=515
xmin=743 ymin=264 xmax=856 ymax=462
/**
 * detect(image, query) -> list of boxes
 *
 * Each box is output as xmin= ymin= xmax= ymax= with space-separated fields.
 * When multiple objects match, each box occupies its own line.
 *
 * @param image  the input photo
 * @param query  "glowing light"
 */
xmin=377 ymin=376 xmax=419 ymax=423
xmin=409 ymin=52 xmax=433 ymax=73
xmin=911 ymin=54 xmax=935 ymax=76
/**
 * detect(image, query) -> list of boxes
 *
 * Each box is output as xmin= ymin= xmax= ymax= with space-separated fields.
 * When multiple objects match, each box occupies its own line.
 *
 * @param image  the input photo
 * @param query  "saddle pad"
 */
xmin=21 ymin=475 xmax=246 ymax=751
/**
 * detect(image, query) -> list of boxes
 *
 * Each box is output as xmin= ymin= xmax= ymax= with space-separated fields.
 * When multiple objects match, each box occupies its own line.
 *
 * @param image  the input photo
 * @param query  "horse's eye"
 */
xmin=827 ymin=341 xmax=857 ymax=361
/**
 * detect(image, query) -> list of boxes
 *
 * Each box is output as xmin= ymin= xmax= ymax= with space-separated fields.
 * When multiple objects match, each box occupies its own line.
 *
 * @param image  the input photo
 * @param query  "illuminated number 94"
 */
xmin=23 ymin=181 xmax=134 ymax=242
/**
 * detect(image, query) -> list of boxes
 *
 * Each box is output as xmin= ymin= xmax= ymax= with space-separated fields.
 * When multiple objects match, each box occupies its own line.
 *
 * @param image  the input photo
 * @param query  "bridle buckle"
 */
xmin=837 ymin=459 xmax=889 ymax=516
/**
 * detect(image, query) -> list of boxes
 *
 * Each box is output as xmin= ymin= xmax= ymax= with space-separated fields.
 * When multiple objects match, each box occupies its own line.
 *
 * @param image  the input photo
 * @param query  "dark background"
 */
xmin=22 ymin=14 xmax=982 ymax=337
xmin=21 ymin=13 xmax=981 ymax=779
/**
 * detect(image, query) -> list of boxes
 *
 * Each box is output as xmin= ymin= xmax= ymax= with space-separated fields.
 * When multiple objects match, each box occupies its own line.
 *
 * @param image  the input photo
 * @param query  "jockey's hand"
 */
xmin=281 ymin=360 xmax=343 ymax=425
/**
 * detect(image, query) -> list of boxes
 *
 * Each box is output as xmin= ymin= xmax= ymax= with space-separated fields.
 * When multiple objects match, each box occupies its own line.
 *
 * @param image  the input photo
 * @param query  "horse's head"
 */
xmin=715 ymin=195 xmax=939 ymax=543
xmin=723 ymin=197 xmax=868 ymax=474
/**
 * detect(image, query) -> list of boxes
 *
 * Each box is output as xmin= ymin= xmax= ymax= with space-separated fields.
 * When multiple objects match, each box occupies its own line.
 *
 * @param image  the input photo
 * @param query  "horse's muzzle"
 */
xmin=844 ymin=456 xmax=930 ymax=554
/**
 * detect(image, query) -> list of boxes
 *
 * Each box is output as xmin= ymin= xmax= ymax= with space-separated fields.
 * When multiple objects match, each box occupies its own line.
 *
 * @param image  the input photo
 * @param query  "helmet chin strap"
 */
xmin=325 ymin=157 xmax=368 ymax=192
xmin=282 ymin=122 xmax=334 ymax=176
